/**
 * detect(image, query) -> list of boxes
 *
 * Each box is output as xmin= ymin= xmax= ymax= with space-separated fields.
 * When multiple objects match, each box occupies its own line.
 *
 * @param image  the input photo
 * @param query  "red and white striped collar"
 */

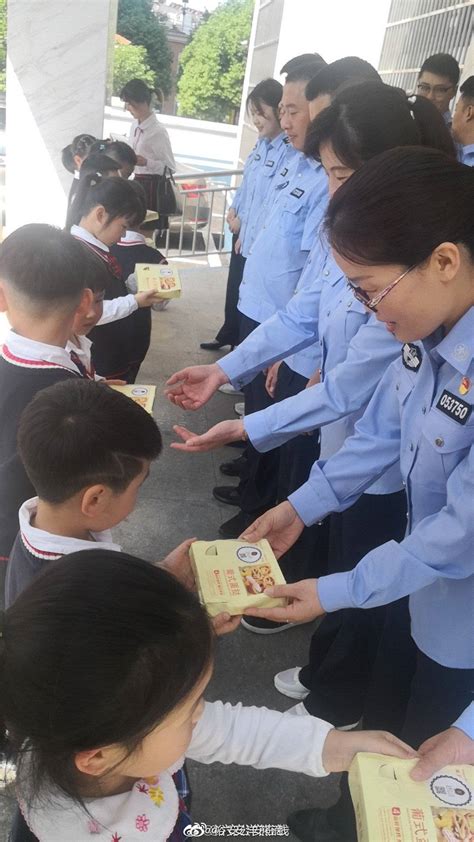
xmin=19 ymin=498 xmax=121 ymax=560
xmin=1 ymin=330 xmax=81 ymax=374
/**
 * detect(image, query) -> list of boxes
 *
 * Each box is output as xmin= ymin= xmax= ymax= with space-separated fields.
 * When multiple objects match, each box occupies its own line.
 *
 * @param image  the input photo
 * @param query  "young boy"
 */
xmin=6 ymin=378 xmax=240 ymax=638
xmin=0 ymin=223 xmax=110 ymax=599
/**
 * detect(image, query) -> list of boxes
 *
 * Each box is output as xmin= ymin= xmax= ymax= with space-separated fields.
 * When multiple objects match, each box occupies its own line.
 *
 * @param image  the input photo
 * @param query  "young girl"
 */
xmin=68 ymin=176 xmax=158 ymax=382
xmin=61 ymin=133 xmax=96 ymax=207
xmin=89 ymin=139 xmax=138 ymax=180
xmin=1 ymin=551 xmax=413 ymax=841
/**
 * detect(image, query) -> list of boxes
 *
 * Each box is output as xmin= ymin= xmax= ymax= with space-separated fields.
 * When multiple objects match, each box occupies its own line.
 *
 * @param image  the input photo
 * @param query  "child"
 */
xmin=0 ymin=224 xmax=110 ymax=593
xmin=6 ymin=378 xmax=238 ymax=640
xmin=110 ymin=180 xmax=169 ymax=380
xmin=68 ymin=175 xmax=159 ymax=382
xmin=61 ymin=132 xmax=96 ymax=207
xmin=1 ymin=552 xmax=414 ymax=840
xmin=90 ymin=138 xmax=138 ymax=179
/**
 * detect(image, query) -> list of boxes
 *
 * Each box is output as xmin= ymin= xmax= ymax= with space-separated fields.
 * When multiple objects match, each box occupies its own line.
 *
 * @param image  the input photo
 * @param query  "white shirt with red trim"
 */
xmin=129 ymin=112 xmax=176 ymax=176
xmin=19 ymin=497 xmax=120 ymax=559
xmin=1 ymin=330 xmax=81 ymax=375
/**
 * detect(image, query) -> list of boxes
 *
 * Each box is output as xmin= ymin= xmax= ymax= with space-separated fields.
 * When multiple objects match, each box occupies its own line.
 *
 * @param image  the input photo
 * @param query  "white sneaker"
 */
xmin=286 ymin=702 xmax=309 ymax=716
xmin=234 ymin=402 xmax=245 ymax=417
xmin=274 ymin=666 xmax=309 ymax=700
xmin=218 ymin=382 xmax=243 ymax=395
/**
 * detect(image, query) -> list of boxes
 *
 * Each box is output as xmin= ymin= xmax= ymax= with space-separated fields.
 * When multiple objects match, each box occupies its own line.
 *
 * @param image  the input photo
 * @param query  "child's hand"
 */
xmin=135 ymin=290 xmax=162 ymax=308
xmin=212 ymin=613 xmax=242 ymax=636
xmin=159 ymin=538 xmax=196 ymax=590
xmin=322 ymin=728 xmax=416 ymax=773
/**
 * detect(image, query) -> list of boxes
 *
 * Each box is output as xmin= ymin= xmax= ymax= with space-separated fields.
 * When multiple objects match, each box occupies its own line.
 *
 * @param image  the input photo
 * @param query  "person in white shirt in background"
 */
xmin=121 ymin=78 xmax=176 ymax=177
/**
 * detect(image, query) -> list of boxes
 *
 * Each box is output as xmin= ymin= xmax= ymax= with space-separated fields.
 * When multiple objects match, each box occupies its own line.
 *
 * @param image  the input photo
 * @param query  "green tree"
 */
xmin=117 ymin=0 xmax=173 ymax=97
xmin=0 ymin=0 xmax=6 ymax=93
xmin=113 ymin=44 xmax=155 ymax=97
xmin=177 ymin=0 xmax=253 ymax=123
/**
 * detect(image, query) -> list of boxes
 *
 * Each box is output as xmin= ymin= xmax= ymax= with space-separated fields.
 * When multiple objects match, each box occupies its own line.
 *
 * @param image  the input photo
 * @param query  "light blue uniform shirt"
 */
xmin=240 ymin=133 xmax=290 ymax=258
xmin=289 ymin=307 xmax=474 ymax=669
xmin=238 ymin=154 xmax=328 ymax=324
xmin=460 ymin=143 xmax=474 ymax=167
xmin=454 ymin=703 xmax=474 ymax=739
xmin=230 ymin=138 xmax=265 ymax=218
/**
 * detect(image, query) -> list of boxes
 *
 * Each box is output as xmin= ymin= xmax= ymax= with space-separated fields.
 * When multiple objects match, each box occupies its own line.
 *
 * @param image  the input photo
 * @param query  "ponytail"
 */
xmin=61 ymin=133 xmax=96 ymax=174
xmin=304 ymin=81 xmax=456 ymax=166
xmin=66 ymin=174 xmax=144 ymax=231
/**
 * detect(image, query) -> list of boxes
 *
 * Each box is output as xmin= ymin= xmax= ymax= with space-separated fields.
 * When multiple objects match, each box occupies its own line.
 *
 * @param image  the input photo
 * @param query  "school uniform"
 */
xmin=19 ymin=701 xmax=334 ymax=841
xmin=129 ymin=112 xmax=176 ymax=177
xmin=110 ymin=230 xmax=166 ymax=382
xmin=0 ymin=332 xmax=82 ymax=583
xmin=66 ymin=335 xmax=99 ymax=380
xmin=5 ymin=497 xmax=121 ymax=608
xmin=460 ymin=142 xmax=474 ymax=166
xmin=71 ymin=226 xmax=140 ymax=382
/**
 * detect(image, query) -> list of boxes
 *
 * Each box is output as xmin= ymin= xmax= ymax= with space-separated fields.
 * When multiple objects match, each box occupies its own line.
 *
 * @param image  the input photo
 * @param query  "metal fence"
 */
xmin=159 ymin=169 xmax=243 ymax=262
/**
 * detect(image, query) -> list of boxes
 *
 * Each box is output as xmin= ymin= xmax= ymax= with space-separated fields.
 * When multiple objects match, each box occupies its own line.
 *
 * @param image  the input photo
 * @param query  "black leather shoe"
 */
xmin=288 ymin=808 xmax=355 ymax=842
xmin=220 ymin=456 xmax=247 ymax=477
xmin=200 ymin=340 xmax=228 ymax=350
xmin=212 ymin=486 xmax=242 ymax=506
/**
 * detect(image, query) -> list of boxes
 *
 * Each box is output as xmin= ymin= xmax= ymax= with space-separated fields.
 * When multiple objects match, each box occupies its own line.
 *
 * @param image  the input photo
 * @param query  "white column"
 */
xmin=6 ymin=0 xmax=118 ymax=231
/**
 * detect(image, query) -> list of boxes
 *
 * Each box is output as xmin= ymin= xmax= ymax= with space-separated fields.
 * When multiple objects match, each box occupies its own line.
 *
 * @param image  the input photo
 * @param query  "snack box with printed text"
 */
xmin=135 ymin=263 xmax=182 ymax=299
xmin=189 ymin=539 xmax=288 ymax=617
xmin=349 ymin=753 xmax=474 ymax=842
xmin=110 ymin=384 xmax=156 ymax=414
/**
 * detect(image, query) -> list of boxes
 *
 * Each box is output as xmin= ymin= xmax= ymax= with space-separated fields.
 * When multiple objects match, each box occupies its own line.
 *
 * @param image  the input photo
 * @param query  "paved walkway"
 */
xmin=0 ymin=266 xmax=340 ymax=838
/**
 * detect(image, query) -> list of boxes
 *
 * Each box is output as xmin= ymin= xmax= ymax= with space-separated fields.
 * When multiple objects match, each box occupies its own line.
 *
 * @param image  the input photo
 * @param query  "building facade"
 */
xmin=378 ymin=0 xmax=474 ymax=92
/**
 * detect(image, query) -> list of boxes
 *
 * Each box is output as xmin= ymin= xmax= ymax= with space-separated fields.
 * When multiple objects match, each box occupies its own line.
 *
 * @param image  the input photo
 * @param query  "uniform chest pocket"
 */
xmin=281 ymin=198 xmax=305 ymax=235
xmin=421 ymin=408 xmax=473 ymax=482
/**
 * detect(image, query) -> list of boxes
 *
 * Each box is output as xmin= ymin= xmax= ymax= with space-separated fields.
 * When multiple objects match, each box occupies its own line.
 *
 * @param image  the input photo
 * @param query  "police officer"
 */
xmin=452 ymin=76 xmax=474 ymax=167
xmin=240 ymin=148 xmax=474 ymax=842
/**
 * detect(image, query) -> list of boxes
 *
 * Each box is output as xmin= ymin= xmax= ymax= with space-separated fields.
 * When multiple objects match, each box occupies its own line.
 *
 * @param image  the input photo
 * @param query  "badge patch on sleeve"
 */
xmin=280 ymin=167 xmax=288 ymax=176
xmin=402 ymin=343 xmax=422 ymax=371
xmin=436 ymin=390 xmax=472 ymax=425
xmin=290 ymin=187 xmax=305 ymax=199
xmin=265 ymin=160 xmax=275 ymax=168
xmin=254 ymin=153 xmax=261 ymax=161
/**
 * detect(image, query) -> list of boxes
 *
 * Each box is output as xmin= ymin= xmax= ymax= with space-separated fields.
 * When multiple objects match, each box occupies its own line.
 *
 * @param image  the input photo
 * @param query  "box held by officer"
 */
xmin=190 ymin=539 xmax=287 ymax=617
xmin=349 ymin=752 xmax=474 ymax=841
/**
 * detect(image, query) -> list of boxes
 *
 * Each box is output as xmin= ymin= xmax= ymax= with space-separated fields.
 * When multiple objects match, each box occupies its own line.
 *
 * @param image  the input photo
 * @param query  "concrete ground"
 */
xmin=0 ymin=265 xmax=341 ymax=839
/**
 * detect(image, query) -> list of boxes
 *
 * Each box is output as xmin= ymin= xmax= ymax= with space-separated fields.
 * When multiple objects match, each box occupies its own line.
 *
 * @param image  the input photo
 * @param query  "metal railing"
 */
xmin=160 ymin=168 xmax=243 ymax=262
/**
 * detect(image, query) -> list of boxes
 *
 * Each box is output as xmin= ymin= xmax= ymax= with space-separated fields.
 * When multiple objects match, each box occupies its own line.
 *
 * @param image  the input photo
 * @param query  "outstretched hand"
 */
xmin=165 ymin=364 xmax=228 ymax=410
xmin=322 ymin=729 xmax=416 ymax=773
xmin=171 ymin=420 xmax=244 ymax=453
xmin=243 ymin=578 xmax=325 ymax=625
xmin=240 ymin=501 xmax=305 ymax=558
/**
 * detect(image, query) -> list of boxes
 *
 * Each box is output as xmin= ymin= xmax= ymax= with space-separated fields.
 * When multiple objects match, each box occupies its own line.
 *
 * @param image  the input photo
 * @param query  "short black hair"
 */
xmin=120 ymin=79 xmax=153 ymax=105
xmin=286 ymin=57 xmax=327 ymax=85
xmin=18 ymin=379 xmax=163 ymax=503
xmin=66 ymin=174 xmax=144 ymax=230
xmin=305 ymin=57 xmax=380 ymax=101
xmin=460 ymin=75 xmax=474 ymax=101
xmin=280 ymin=53 xmax=325 ymax=75
xmin=3 ymin=552 xmax=213 ymax=805
xmin=419 ymin=53 xmax=460 ymax=86
xmin=0 ymin=224 xmax=106 ymax=308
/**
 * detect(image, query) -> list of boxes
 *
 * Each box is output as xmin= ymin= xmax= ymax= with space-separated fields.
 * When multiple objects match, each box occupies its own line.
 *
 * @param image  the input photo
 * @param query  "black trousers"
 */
xmin=273 ymin=363 xmax=329 ymax=582
xmin=328 ymin=598 xmax=474 ymax=840
xmin=215 ymin=237 xmax=246 ymax=346
xmin=236 ymin=314 xmax=280 ymax=515
xmin=299 ymin=489 xmax=407 ymax=725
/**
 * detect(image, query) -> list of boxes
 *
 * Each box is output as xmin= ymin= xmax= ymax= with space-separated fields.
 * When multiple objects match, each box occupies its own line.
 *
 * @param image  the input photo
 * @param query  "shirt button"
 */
xmin=326 ymin=310 xmax=330 ymax=316
xmin=421 ymin=406 xmax=427 ymax=414
xmin=347 ymin=301 xmax=352 ymax=308
xmin=396 ymin=384 xmax=400 ymax=391
xmin=435 ymin=437 xmax=445 ymax=447
xmin=402 ymin=481 xmax=406 ymax=486
xmin=409 ymin=443 xmax=414 ymax=451
xmin=324 ymin=270 xmax=329 ymax=276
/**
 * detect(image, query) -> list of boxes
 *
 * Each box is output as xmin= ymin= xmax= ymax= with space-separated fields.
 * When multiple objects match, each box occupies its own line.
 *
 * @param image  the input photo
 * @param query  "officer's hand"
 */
xmin=243 ymin=578 xmax=324 ymax=624
xmin=240 ymin=501 xmax=305 ymax=558
xmin=165 ymin=364 xmax=228 ymax=410
xmin=265 ymin=361 xmax=281 ymax=398
xmin=171 ymin=420 xmax=244 ymax=452
xmin=212 ymin=612 xmax=243 ymax=636
xmin=234 ymin=238 xmax=242 ymax=255
xmin=226 ymin=207 xmax=236 ymax=225
xmin=305 ymin=368 xmax=321 ymax=389
xmin=322 ymin=729 xmax=416 ymax=774
xmin=158 ymin=538 xmax=196 ymax=590
xmin=410 ymin=727 xmax=474 ymax=781
xmin=229 ymin=216 xmax=241 ymax=235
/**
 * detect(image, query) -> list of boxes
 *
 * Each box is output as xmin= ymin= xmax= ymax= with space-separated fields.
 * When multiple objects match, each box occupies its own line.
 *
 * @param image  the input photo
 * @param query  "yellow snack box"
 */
xmin=189 ymin=539 xmax=287 ymax=617
xmin=349 ymin=753 xmax=474 ymax=842
xmin=136 ymin=263 xmax=182 ymax=299
xmin=110 ymin=384 xmax=156 ymax=414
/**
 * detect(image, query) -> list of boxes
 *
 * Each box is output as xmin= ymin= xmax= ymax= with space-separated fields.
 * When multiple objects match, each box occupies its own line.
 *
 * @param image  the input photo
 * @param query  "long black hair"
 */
xmin=326 ymin=147 xmax=474 ymax=267
xmin=0 ymin=552 xmax=214 ymax=804
xmin=61 ymin=133 xmax=96 ymax=174
xmin=66 ymin=174 xmax=144 ymax=230
xmin=304 ymin=81 xmax=456 ymax=164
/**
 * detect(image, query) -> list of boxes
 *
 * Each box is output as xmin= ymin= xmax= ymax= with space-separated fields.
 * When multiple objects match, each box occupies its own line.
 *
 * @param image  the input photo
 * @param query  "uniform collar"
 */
xmin=118 ymin=229 xmax=147 ymax=245
xmin=70 ymin=224 xmax=109 ymax=253
xmin=266 ymin=131 xmax=286 ymax=151
xmin=19 ymin=497 xmax=121 ymax=560
xmin=461 ymin=143 xmax=474 ymax=163
xmin=2 ymin=329 xmax=81 ymax=375
xmin=135 ymin=112 xmax=158 ymax=132
xmin=428 ymin=306 xmax=474 ymax=374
